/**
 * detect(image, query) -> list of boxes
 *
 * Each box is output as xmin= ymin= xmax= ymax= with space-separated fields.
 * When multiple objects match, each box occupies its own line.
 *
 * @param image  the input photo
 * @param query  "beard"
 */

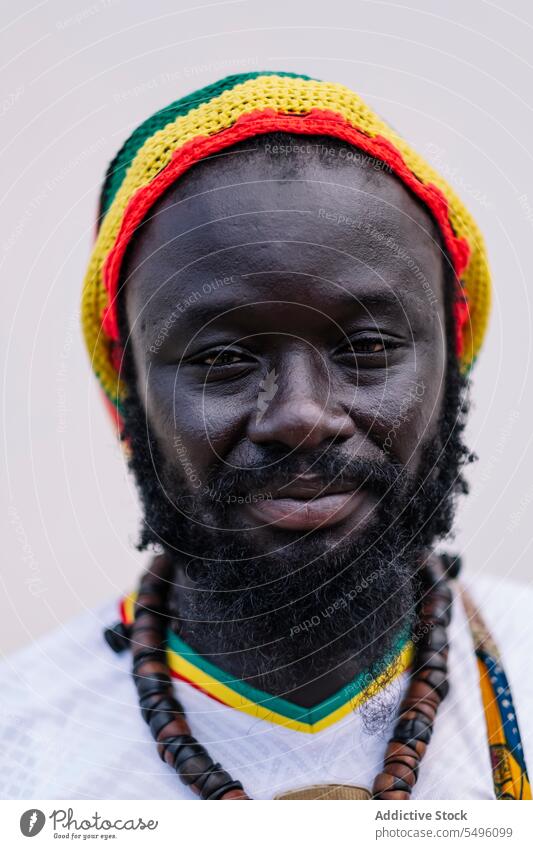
xmin=117 ymin=357 xmax=472 ymax=726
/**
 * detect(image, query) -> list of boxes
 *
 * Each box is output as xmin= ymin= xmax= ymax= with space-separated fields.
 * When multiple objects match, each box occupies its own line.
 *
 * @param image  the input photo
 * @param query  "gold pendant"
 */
xmin=275 ymin=783 xmax=372 ymax=800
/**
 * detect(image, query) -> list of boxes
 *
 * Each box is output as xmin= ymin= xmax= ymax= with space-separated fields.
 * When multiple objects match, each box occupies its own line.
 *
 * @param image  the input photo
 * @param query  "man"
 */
xmin=2 ymin=71 xmax=532 ymax=800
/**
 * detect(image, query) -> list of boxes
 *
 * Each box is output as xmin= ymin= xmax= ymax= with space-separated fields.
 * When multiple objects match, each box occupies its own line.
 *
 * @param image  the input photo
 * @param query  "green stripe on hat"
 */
xmin=99 ymin=70 xmax=316 ymax=219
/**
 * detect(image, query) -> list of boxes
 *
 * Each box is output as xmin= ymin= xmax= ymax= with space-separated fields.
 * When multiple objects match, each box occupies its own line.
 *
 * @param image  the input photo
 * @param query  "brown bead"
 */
xmin=385 ymin=740 xmax=420 ymax=763
xmin=414 ymin=650 xmax=447 ymax=673
xmin=221 ymin=789 xmax=250 ymax=800
xmin=416 ymin=625 xmax=448 ymax=654
xmin=157 ymin=734 xmax=195 ymax=767
xmin=386 ymin=738 xmax=427 ymax=760
xmin=420 ymin=599 xmax=451 ymax=626
xmin=382 ymin=761 xmax=417 ymax=787
xmin=401 ymin=699 xmax=437 ymax=721
xmin=156 ymin=718 xmax=189 ymax=739
xmin=133 ymin=659 xmax=169 ymax=677
xmin=375 ymin=790 xmax=411 ymax=800
xmin=411 ymin=739 xmax=427 ymax=759
xmin=417 ymin=668 xmax=449 ymax=701
xmin=373 ymin=772 xmax=412 ymax=796
xmin=130 ymin=627 xmax=165 ymax=646
xmin=408 ymin=678 xmax=440 ymax=700
xmin=135 ymin=592 xmax=163 ymax=608
xmin=398 ymin=709 xmax=430 ymax=724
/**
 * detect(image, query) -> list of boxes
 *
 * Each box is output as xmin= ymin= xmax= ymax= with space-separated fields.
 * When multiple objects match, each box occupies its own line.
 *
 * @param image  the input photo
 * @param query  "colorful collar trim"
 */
xmin=120 ymin=592 xmax=413 ymax=734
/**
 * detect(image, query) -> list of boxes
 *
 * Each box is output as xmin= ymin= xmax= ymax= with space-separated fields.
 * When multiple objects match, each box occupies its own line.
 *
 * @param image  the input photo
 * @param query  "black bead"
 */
xmin=393 ymin=716 xmax=433 ymax=747
xmin=204 ymin=779 xmax=244 ymax=800
xmin=133 ymin=671 xmax=171 ymax=699
xmin=139 ymin=580 xmax=165 ymax=595
xmin=420 ymin=599 xmax=452 ymax=627
xmin=149 ymin=701 xmax=185 ymax=738
xmin=440 ymin=552 xmax=462 ymax=579
xmin=140 ymin=692 xmax=170 ymax=724
xmin=375 ymin=776 xmax=412 ymax=796
xmin=134 ymin=606 xmax=167 ymax=623
xmin=174 ymin=741 xmax=211 ymax=769
xmin=103 ymin=622 xmax=131 ymax=653
xmin=197 ymin=766 xmax=237 ymax=800
xmin=132 ymin=649 xmax=166 ymax=674
xmin=423 ymin=669 xmax=450 ymax=701
xmin=131 ymin=621 xmax=166 ymax=636
xmin=417 ymin=624 xmax=448 ymax=653
xmin=178 ymin=753 xmax=217 ymax=786
xmin=414 ymin=651 xmax=447 ymax=674
xmin=157 ymin=734 xmax=196 ymax=762
xmin=419 ymin=561 xmax=445 ymax=590
xmin=384 ymin=758 xmax=420 ymax=782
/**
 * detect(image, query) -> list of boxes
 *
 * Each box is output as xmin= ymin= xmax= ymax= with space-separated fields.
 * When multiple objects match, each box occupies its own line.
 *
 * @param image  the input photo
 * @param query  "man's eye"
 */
xmin=197 ymin=350 xmax=245 ymax=367
xmin=337 ymin=336 xmax=402 ymax=361
xmin=348 ymin=339 xmax=386 ymax=354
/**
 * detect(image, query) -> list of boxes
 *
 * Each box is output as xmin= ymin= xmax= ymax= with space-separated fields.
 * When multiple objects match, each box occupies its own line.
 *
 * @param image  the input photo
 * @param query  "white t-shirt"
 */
xmin=1 ymin=573 xmax=532 ymax=800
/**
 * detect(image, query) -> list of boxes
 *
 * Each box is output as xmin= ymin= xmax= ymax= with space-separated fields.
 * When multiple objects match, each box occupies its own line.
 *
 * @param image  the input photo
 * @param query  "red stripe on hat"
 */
xmin=102 ymin=107 xmax=471 ymax=349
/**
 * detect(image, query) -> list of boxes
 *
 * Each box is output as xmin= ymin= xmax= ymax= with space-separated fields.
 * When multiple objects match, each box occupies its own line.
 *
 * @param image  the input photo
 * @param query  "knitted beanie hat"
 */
xmin=81 ymin=70 xmax=491 ymax=423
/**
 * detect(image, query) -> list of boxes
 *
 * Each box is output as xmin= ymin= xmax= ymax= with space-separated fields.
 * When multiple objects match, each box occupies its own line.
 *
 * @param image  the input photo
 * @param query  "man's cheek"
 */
xmin=168 ymin=431 xmax=205 ymax=493
xmin=377 ymin=379 xmax=437 ymax=458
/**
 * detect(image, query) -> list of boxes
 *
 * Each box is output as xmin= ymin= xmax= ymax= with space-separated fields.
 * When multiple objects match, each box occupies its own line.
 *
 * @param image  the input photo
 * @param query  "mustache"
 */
xmin=200 ymin=448 xmax=410 ymax=505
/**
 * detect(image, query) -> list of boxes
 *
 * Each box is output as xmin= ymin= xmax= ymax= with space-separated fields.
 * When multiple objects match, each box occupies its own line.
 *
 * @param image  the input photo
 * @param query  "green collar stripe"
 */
xmin=166 ymin=628 xmax=412 ymax=725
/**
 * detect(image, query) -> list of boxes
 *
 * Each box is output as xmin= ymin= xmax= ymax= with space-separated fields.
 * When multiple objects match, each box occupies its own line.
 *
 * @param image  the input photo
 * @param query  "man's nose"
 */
xmin=247 ymin=356 xmax=357 ymax=450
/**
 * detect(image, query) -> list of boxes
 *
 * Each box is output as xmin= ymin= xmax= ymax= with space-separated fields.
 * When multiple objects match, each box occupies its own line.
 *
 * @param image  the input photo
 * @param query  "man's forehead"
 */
xmin=122 ymin=144 xmax=445 ymax=325
xmin=129 ymin=141 xmax=442 ymax=254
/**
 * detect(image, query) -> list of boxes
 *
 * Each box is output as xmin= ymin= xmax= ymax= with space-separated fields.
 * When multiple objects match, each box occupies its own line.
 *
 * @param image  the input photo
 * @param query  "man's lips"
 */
xmin=240 ymin=475 xmax=369 ymax=531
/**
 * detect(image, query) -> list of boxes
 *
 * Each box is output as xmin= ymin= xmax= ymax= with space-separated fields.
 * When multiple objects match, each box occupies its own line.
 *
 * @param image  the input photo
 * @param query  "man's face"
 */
xmin=121 ymin=138 xmax=447 ymax=558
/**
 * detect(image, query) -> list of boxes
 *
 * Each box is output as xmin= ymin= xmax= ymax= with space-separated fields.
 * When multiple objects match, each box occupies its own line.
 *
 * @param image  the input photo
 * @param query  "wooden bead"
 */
xmin=414 ymin=650 xmax=447 ymax=673
xmin=399 ymin=709 xmax=433 ymax=723
xmin=408 ymin=678 xmax=440 ymax=700
xmin=103 ymin=623 xmax=131 ymax=653
xmin=156 ymin=733 xmax=195 ymax=766
xmin=140 ymin=691 xmax=172 ymax=724
xmin=384 ymin=756 xmax=419 ymax=780
xmin=150 ymin=703 xmax=186 ymax=738
xmin=133 ymin=671 xmax=172 ymax=699
xmin=382 ymin=761 xmax=417 ymax=787
xmin=374 ymin=790 xmax=411 ymax=800
xmin=384 ymin=741 xmax=421 ymax=764
xmin=400 ymin=699 xmax=437 ymax=722
xmin=197 ymin=767 xmax=242 ymax=801
xmin=129 ymin=626 xmax=166 ymax=647
xmin=221 ymin=788 xmax=250 ymax=800
xmin=420 ymin=600 xmax=451 ymax=626
xmin=133 ymin=658 xmax=168 ymax=678
xmin=132 ymin=646 xmax=165 ymax=665
xmin=373 ymin=772 xmax=412 ymax=796
xmin=135 ymin=591 xmax=163 ymax=608
xmin=417 ymin=668 xmax=449 ymax=701
xmin=440 ymin=552 xmax=462 ymax=579
xmin=153 ymin=716 xmax=188 ymax=739
xmin=417 ymin=625 xmax=448 ymax=653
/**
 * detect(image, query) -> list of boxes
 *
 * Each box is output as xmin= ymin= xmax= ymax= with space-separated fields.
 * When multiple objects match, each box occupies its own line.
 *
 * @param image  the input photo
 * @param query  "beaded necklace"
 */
xmin=112 ymin=554 xmax=453 ymax=800
xmin=104 ymin=553 xmax=531 ymax=800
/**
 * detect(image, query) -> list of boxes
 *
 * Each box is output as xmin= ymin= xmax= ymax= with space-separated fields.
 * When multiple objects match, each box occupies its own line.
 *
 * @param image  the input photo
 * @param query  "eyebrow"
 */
xmin=149 ymin=284 xmax=414 ymax=341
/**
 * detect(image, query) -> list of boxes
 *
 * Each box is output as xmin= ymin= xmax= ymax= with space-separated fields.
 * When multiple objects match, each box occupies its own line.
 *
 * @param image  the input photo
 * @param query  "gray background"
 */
xmin=2 ymin=0 xmax=533 ymax=654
